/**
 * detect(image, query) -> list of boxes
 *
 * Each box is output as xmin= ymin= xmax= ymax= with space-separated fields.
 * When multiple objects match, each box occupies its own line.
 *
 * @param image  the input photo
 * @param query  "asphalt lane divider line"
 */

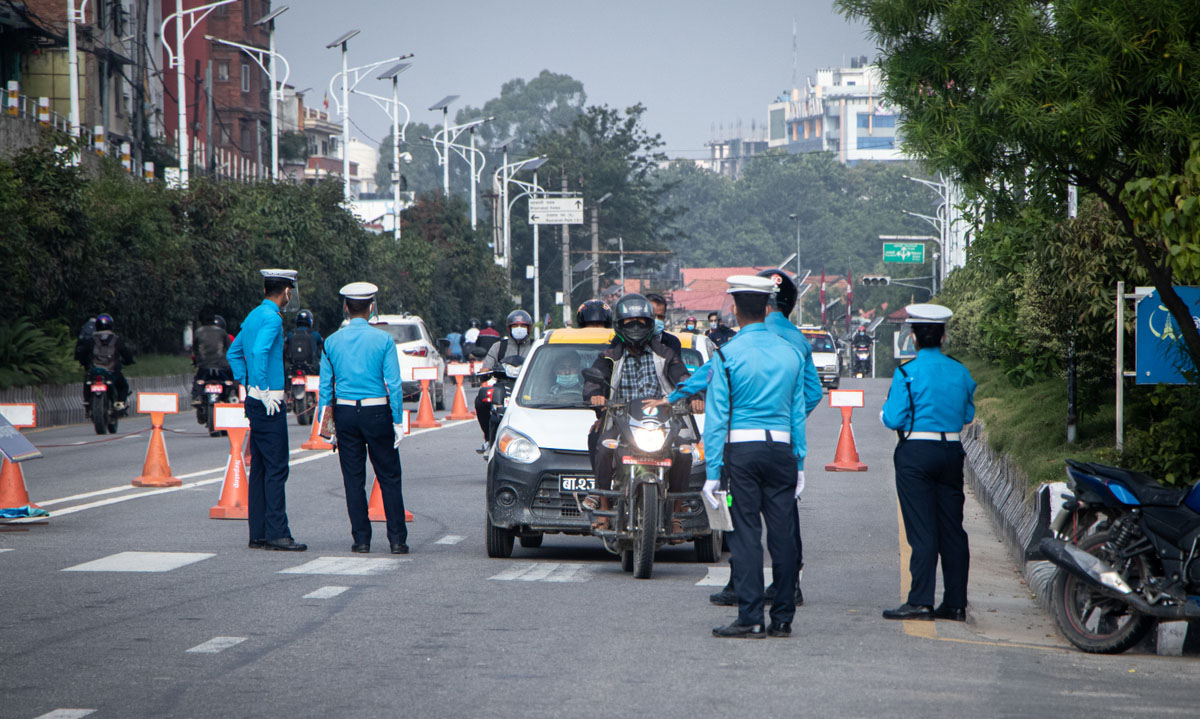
xmin=279 ymin=557 xmax=409 ymax=576
xmin=186 ymin=636 xmax=247 ymax=654
xmin=489 ymin=562 xmax=590 ymax=583
xmin=434 ymin=535 xmax=465 ymax=545
xmin=63 ymin=551 xmax=215 ymax=573
xmin=303 ymin=586 xmax=350 ymax=599
xmin=32 ymin=710 xmax=96 ymax=719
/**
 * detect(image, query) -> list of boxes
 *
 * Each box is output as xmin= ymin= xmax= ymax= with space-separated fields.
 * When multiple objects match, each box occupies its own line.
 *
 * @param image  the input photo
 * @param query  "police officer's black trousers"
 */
xmin=726 ymin=441 xmax=798 ymax=626
xmin=894 ymin=439 xmax=969 ymax=609
xmin=245 ymin=397 xmax=292 ymax=542
xmin=335 ymin=404 xmax=407 ymax=546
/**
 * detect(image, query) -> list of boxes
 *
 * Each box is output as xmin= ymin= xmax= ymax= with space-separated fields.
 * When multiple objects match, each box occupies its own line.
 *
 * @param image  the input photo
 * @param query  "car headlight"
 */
xmin=631 ymin=427 xmax=666 ymax=453
xmin=497 ymin=427 xmax=541 ymax=464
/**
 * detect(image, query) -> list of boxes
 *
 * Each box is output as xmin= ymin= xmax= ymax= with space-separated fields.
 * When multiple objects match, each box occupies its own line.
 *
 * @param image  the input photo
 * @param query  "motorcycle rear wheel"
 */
xmin=632 ymin=481 xmax=659 ymax=579
xmin=92 ymin=393 xmax=108 ymax=435
xmin=1051 ymin=530 xmax=1152 ymax=654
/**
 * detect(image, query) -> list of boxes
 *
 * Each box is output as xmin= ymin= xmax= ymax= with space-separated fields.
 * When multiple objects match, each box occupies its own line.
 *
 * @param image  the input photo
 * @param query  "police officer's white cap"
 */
xmin=339 ymin=281 xmax=379 ymax=301
xmin=725 ymin=275 xmax=776 ymax=294
xmin=260 ymin=268 xmax=298 ymax=286
xmin=905 ymin=303 xmax=953 ymax=324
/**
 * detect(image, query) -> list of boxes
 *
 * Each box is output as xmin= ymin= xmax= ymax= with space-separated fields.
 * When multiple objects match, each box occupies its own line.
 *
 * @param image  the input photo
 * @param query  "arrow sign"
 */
xmin=529 ymin=197 xmax=584 ymax=225
xmin=883 ymin=242 xmax=925 ymax=264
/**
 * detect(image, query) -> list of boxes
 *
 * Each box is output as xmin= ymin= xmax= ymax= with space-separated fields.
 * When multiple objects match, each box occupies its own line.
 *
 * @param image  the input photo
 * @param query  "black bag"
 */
xmin=288 ymin=329 xmax=315 ymax=365
xmin=92 ymin=332 xmax=118 ymax=371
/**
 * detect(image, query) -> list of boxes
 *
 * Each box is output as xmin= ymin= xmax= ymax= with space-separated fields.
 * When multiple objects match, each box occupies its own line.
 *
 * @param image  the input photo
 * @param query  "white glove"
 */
xmin=248 ymin=387 xmax=284 ymax=415
xmin=795 ymin=470 xmax=806 ymax=498
xmin=263 ymin=395 xmax=282 ymax=416
xmin=702 ymin=479 xmax=721 ymax=509
xmin=393 ymin=423 xmax=404 ymax=448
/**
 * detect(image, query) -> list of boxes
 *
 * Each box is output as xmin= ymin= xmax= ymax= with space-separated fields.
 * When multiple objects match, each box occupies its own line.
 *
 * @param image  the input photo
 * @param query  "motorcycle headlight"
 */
xmin=504 ymin=363 xmax=521 ymax=378
xmin=631 ymin=427 xmax=666 ymax=453
xmin=497 ymin=428 xmax=541 ymax=464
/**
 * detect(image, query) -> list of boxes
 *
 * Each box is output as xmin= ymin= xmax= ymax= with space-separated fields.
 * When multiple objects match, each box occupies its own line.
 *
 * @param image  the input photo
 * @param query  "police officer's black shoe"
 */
xmin=934 ymin=604 xmax=966 ymax=621
xmin=713 ymin=622 xmax=766 ymax=639
xmin=265 ymin=538 xmax=307 ymax=552
xmin=767 ymin=621 xmax=792 ymax=637
xmin=390 ymin=543 xmax=409 ymax=555
xmin=763 ymin=583 xmax=804 ymax=607
xmin=248 ymin=539 xmax=267 ymax=549
xmin=709 ymin=578 xmax=737 ymax=606
xmin=351 ymin=543 xmax=370 ymax=553
xmin=882 ymin=603 xmax=934 ymax=620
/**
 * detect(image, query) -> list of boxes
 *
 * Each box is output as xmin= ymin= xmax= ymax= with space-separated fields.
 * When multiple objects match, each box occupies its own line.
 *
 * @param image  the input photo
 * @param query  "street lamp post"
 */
xmin=592 ymin=192 xmax=612 ymax=297
xmin=503 ymin=158 xmax=549 ymax=334
xmin=428 ymin=115 xmax=492 ymax=228
xmin=376 ymin=63 xmax=412 ymax=240
xmin=162 ymin=0 xmax=238 ymax=188
xmin=428 ymin=95 xmax=459 ymax=198
xmin=788 ymin=213 xmax=801 ymax=276
xmin=325 ymin=30 xmax=361 ymax=201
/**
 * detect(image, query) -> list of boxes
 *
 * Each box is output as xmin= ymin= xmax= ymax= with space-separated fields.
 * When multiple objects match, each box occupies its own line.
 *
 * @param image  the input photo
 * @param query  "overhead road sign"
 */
xmin=883 ymin=242 xmax=925 ymax=264
xmin=529 ymin=197 xmax=584 ymax=225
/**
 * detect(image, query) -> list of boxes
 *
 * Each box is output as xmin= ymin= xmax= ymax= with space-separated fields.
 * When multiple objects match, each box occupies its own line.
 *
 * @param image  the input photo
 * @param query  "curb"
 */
xmin=961 ymin=421 xmax=1196 ymax=656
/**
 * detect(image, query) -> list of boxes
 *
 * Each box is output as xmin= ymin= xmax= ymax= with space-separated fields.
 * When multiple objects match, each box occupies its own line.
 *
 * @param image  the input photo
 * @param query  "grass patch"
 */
xmin=124 ymin=354 xmax=195 ymax=378
xmin=962 ymin=355 xmax=1114 ymax=487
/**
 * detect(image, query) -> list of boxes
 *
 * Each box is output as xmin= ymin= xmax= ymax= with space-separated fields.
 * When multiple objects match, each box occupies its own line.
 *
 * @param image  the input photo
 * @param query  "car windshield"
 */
xmin=516 ymin=344 xmax=604 ymax=409
xmin=374 ymin=323 xmax=422 ymax=343
xmin=804 ymin=334 xmax=835 ymax=353
xmin=681 ymin=347 xmax=703 ymax=372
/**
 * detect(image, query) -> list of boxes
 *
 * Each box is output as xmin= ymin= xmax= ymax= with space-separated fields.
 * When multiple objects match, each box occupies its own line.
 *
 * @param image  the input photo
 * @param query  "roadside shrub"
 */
xmin=0 ymin=319 xmax=76 ymax=389
xmin=1112 ymin=385 xmax=1200 ymax=487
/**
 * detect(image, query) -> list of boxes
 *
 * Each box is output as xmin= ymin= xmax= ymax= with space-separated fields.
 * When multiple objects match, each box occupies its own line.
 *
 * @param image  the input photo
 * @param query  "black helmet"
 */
xmin=484 ymin=319 xmax=495 ymax=329
xmin=96 ymin=313 xmax=114 ymax=331
xmin=757 ymin=268 xmax=798 ymax=316
xmin=296 ymin=309 xmax=313 ymax=327
xmin=613 ymin=293 xmax=655 ymax=348
xmin=469 ymin=317 xmax=479 ymax=328
xmin=576 ymin=299 xmax=612 ymax=328
xmin=506 ymin=309 xmax=532 ymax=328
xmin=213 ymin=314 xmax=227 ymax=330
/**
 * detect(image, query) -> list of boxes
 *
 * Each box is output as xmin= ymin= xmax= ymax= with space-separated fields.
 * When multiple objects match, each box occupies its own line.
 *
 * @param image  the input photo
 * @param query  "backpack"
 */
xmin=288 ymin=329 xmax=315 ymax=365
xmin=194 ymin=325 xmax=229 ymax=369
xmin=92 ymin=331 xmax=118 ymax=371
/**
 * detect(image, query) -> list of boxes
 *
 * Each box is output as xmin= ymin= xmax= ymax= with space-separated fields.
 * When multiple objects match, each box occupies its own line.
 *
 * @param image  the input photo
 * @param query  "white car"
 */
xmin=367 ymin=314 xmax=445 ymax=409
xmin=799 ymin=326 xmax=841 ymax=389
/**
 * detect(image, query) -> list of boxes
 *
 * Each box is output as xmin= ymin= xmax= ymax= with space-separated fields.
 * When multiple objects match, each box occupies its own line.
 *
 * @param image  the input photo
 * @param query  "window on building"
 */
xmin=769 ymin=108 xmax=785 ymax=142
xmin=241 ymin=64 xmax=250 ymax=93
xmin=858 ymin=136 xmax=896 ymax=150
xmin=217 ymin=61 xmax=230 ymax=82
xmin=857 ymin=113 xmax=897 ymax=129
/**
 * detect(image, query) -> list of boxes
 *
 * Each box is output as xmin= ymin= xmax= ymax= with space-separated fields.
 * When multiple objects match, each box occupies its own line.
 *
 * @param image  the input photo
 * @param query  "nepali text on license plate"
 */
xmin=291 ymin=378 xmax=306 ymax=385
xmin=559 ymin=476 xmax=594 ymax=492
xmin=205 ymin=384 xmax=223 ymax=393
xmin=621 ymin=456 xmax=672 ymax=467
xmin=90 ymin=382 xmax=107 ymax=391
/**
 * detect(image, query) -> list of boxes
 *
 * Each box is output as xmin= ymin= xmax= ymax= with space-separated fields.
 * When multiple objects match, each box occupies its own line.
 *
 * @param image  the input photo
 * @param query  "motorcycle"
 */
xmin=1040 ymin=459 xmax=1200 ymax=653
xmin=86 ymin=367 xmax=122 ymax=435
xmin=194 ymin=370 xmax=239 ymax=436
xmin=579 ymin=367 xmax=718 ymax=579
xmin=289 ymin=367 xmax=317 ymax=425
xmin=477 ymin=355 xmax=524 ymax=454
xmin=852 ymin=345 xmax=871 ymax=378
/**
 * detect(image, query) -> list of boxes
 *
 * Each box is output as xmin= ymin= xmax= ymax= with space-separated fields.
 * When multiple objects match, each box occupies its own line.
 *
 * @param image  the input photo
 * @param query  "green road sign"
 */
xmin=883 ymin=242 xmax=925 ymax=264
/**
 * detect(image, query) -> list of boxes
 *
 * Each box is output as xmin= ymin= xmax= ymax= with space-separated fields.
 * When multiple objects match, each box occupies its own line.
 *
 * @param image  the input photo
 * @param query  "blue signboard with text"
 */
xmin=1135 ymin=287 xmax=1200 ymax=385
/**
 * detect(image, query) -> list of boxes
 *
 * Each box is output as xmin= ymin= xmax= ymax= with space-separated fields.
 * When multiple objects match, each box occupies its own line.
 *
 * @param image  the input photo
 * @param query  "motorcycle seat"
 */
xmin=1068 ymin=460 xmax=1189 ymax=507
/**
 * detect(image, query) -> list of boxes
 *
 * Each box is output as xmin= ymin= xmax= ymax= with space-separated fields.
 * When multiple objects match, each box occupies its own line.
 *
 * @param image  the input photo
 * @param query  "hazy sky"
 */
xmin=274 ymin=0 xmax=874 ymax=158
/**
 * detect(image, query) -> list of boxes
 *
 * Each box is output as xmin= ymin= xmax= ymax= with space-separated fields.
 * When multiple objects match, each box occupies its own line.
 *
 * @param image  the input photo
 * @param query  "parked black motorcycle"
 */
xmin=194 ymin=370 xmax=239 ymax=436
xmin=579 ymin=367 xmax=718 ymax=579
xmin=1040 ymin=459 xmax=1200 ymax=653
xmin=86 ymin=367 xmax=122 ymax=435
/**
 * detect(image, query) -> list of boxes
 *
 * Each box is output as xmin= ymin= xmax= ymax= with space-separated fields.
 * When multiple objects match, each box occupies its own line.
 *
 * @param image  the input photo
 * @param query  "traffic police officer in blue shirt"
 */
xmin=319 ymin=282 xmax=409 ymax=555
xmin=705 ymin=275 xmax=807 ymax=639
xmin=881 ymin=304 xmax=976 ymax=622
xmin=227 ymin=269 xmax=306 ymax=551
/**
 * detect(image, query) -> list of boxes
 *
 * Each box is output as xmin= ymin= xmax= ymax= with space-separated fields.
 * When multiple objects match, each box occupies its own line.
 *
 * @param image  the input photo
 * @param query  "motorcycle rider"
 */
xmin=645 ymin=293 xmax=682 ymax=354
xmin=852 ymin=325 xmax=872 ymax=374
xmin=283 ymin=310 xmax=324 ymax=376
xmin=191 ymin=313 xmax=234 ymax=406
xmin=474 ymin=310 xmax=536 ymax=451
xmin=575 ymin=299 xmax=613 ymax=329
xmin=683 ymin=316 xmax=698 ymax=333
xmin=706 ymin=311 xmax=736 ymax=347
xmin=79 ymin=313 xmax=135 ymax=412
xmin=581 ymin=294 xmax=700 ymax=532
xmin=463 ymin=318 xmax=481 ymax=359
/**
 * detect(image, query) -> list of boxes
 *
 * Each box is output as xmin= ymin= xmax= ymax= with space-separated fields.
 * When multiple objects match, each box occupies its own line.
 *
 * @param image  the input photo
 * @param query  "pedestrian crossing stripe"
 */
xmin=303 ymin=585 xmax=350 ymax=599
xmin=63 ymin=551 xmax=215 ymax=573
xmin=279 ymin=556 xmax=410 ymax=576
xmin=488 ymin=563 xmax=589 ymax=583
xmin=695 ymin=567 xmax=801 ymax=586
xmin=33 ymin=711 xmax=96 ymax=719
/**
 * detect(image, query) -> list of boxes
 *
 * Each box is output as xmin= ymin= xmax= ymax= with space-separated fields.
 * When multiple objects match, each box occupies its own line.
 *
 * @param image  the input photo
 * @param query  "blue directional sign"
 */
xmin=1135 ymin=287 xmax=1200 ymax=385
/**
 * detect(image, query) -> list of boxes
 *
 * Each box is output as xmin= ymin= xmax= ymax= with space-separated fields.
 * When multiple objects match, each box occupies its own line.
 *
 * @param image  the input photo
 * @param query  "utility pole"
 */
xmin=205 ymin=60 xmax=213 ymax=174
xmin=591 ymin=205 xmax=600 ymax=298
xmin=561 ymin=168 xmax=570 ymax=324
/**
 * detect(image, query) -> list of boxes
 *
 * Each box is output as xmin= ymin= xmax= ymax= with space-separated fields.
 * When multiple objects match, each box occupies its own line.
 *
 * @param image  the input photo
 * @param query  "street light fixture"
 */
xmin=428 ymin=95 xmax=460 ymax=197
xmin=591 ymin=192 xmax=613 ymax=297
xmin=502 ymin=156 xmax=549 ymax=334
xmin=429 ymin=115 xmax=493 ymax=228
xmin=326 ymin=29 xmax=361 ymax=200
xmin=373 ymin=61 xmax=412 ymax=240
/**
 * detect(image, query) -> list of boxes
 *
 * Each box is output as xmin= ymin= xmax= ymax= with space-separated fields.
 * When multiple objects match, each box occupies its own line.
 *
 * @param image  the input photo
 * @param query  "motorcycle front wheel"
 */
xmin=1050 ymin=530 xmax=1152 ymax=653
xmin=632 ymin=480 xmax=660 ymax=579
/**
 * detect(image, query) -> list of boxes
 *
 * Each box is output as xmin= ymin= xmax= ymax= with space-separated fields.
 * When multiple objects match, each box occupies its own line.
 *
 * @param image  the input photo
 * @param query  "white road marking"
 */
xmin=279 ymin=556 xmax=409 ymax=576
xmin=435 ymin=535 xmax=464 ymax=545
xmin=303 ymin=585 xmax=350 ymax=599
xmin=33 ymin=710 xmax=96 ymax=719
xmin=186 ymin=636 xmax=246 ymax=654
xmin=695 ymin=566 xmax=730 ymax=586
xmin=489 ymin=562 xmax=590 ymax=583
xmin=0 ymin=548 xmax=13 ymax=554
xmin=63 ymin=551 xmax=215 ymax=573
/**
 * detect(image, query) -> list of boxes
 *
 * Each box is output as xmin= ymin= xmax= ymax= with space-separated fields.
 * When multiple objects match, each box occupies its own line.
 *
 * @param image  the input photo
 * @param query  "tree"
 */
xmin=837 ymin=0 xmax=1200 ymax=368
xmin=457 ymin=70 xmax=586 ymax=153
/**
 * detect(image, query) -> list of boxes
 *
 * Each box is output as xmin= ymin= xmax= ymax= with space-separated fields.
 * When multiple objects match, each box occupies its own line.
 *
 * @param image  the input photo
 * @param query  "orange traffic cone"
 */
xmin=133 ymin=411 xmax=181 ymax=486
xmin=367 ymin=475 xmax=414 ymax=522
xmin=444 ymin=375 xmax=475 ymax=420
xmin=302 ymin=393 xmax=333 ymax=450
xmin=411 ymin=379 xmax=441 ymax=429
xmin=825 ymin=406 xmax=868 ymax=472
xmin=210 ymin=427 xmax=249 ymax=519
xmin=0 ymin=456 xmax=41 ymax=511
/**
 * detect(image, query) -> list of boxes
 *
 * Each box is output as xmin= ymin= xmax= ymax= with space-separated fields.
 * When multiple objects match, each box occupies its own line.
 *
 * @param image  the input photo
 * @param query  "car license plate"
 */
xmin=559 ymin=476 xmax=594 ymax=492
xmin=291 ymin=377 xmax=306 ymax=385
xmin=205 ymin=384 xmax=223 ymax=393
xmin=90 ymin=382 xmax=107 ymax=392
xmin=621 ymin=456 xmax=672 ymax=467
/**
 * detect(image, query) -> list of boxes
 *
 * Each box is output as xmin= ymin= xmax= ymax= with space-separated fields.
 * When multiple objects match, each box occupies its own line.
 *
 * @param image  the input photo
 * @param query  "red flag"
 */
xmin=846 ymin=270 xmax=853 ymax=327
xmin=820 ymin=268 xmax=826 ymax=327
xmin=323 ymin=92 xmax=329 ymax=110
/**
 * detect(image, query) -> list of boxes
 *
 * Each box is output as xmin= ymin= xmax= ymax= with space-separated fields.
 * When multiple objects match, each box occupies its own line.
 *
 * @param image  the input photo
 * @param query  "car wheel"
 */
xmin=694 ymin=530 xmax=722 ymax=563
xmin=486 ymin=516 xmax=514 ymax=558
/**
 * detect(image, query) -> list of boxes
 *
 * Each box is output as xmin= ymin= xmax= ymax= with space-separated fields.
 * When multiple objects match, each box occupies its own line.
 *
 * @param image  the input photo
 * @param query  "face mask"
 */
xmin=510 ymin=326 xmax=529 ymax=341
xmin=556 ymin=374 xmax=580 ymax=388
xmin=685 ymin=324 xmax=695 ymax=331
xmin=709 ymin=321 xmax=718 ymax=330
xmin=654 ymin=319 xmax=664 ymax=335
